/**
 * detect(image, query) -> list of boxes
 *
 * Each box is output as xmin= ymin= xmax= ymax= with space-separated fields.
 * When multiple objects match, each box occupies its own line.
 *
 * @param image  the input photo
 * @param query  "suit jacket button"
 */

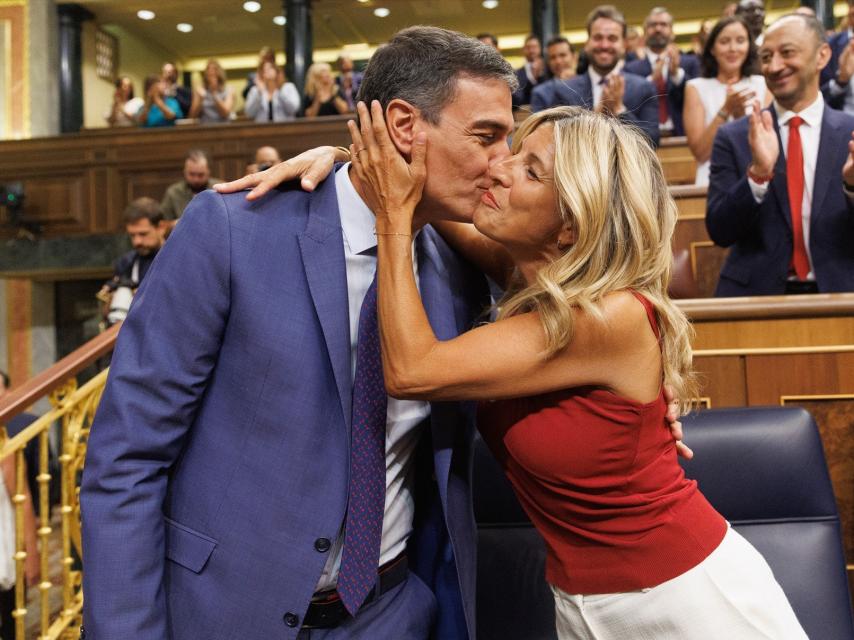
xmin=314 ymin=537 xmax=331 ymax=552
xmin=283 ymin=612 xmax=299 ymax=627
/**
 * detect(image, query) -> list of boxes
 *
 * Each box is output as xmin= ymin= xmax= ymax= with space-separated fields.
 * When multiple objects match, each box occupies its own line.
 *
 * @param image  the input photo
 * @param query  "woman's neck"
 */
xmin=717 ymin=69 xmax=741 ymax=84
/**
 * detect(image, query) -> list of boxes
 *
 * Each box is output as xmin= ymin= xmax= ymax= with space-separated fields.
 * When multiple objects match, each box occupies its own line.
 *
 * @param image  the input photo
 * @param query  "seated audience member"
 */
xmin=531 ymin=37 xmax=577 ymax=111
xmin=707 ymin=14 xmax=854 ymax=296
xmin=302 ymin=62 xmax=350 ymax=117
xmin=684 ymin=17 xmax=769 ymax=185
xmin=625 ymin=25 xmax=645 ymax=62
xmin=477 ymin=32 xmax=500 ymax=51
xmin=136 ymin=75 xmax=183 ymax=127
xmin=244 ymin=60 xmax=300 ymax=122
xmin=625 ymin=7 xmax=700 ymax=136
xmin=105 ymin=76 xmax=143 ymax=127
xmin=254 ymin=145 xmax=281 ymax=171
xmin=189 ymin=59 xmax=235 ymax=124
xmin=736 ymin=0 xmax=766 ymax=43
xmin=242 ymin=46 xmax=276 ymax=100
xmin=533 ymin=5 xmax=659 ymax=146
xmin=335 ymin=55 xmax=363 ymax=111
xmin=822 ymin=0 xmax=854 ymax=111
xmin=98 ymin=198 xmax=165 ymax=325
xmin=513 ymin=34 xmax=548 ymax=107
xmin=161 ymin=62 xmax=192 ymax=118
xmin=161 ymin=150 xmax=221 ymax=222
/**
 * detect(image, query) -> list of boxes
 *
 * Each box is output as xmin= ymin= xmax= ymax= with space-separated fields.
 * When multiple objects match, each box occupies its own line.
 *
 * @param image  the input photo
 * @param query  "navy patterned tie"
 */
xmin=337 ymin=274 xmax=387 ymax=615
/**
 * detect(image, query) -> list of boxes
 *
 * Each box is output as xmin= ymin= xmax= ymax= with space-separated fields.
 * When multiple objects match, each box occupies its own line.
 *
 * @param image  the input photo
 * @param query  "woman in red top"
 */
xmin=345 ymin=101 xmax=805 ymax=639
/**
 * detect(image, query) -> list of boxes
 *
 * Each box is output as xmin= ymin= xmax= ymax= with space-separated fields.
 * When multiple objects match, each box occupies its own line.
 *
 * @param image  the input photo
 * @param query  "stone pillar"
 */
xmin=284 ymin=0 xmax=312 ymax=101
xmin=803 ymin=0 xmax=834 ymax=31
xmin=57 ymin=3 xmax=93 ymax=134
xmin=29 ymin=0 xmax=60 ymax=137
xmin=531 ymin=0 xmax=560 ymax=48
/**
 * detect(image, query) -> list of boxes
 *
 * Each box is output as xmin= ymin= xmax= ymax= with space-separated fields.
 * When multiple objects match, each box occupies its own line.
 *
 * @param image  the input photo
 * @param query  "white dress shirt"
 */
xmin=315 ymin=164 xmax=431 ymax=591
xmin=748 ymin=94 xmax=824 ymax=280
xmin=588 ymin=65 xmax=625 ymax=114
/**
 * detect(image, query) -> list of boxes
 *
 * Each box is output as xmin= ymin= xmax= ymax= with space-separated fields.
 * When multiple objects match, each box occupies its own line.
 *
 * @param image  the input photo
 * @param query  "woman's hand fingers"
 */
xmin=213 ymin=173 xmax=263 ymax=195
xmin=348 ymin=118 xmax=365 ymax=155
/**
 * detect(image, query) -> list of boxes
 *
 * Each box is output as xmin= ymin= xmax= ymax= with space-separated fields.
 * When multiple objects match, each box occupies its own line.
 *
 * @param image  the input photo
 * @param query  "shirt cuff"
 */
xmin=671 ymin=68 xmax=685 ymax=85
xmin=748 ymin=177 xmax=769 ymax=203
xmin=829 ymin=79 xmax=848 ymax=96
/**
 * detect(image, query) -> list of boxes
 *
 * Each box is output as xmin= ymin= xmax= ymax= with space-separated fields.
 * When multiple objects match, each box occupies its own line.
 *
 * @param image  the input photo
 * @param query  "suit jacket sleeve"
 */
xmin=81 ymin=190 xmax=232 ymax=639
xmin=619 ymin=79 xmax=660 ymax=147
xmin=531 ymin=84 xmax=548 ymax=112
xmin=706 ymin=124 xmax=761 ymax=247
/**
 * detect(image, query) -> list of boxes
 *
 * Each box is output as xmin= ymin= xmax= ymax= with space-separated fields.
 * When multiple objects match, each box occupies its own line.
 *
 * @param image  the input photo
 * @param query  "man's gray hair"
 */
xmin=357 ymin=25 xmax=517 ymax=125
xmin=771 ymin=12 xmax=827 ymax=48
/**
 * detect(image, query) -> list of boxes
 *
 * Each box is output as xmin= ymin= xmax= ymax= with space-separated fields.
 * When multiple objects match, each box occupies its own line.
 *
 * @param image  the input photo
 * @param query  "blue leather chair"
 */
xmin=473 ymin=406 xmax=854 ymax=640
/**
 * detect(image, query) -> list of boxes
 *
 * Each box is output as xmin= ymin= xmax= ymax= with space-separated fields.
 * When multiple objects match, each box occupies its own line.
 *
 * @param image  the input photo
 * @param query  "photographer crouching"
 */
xmin=97 ymin=197 xmax=166 ymax=327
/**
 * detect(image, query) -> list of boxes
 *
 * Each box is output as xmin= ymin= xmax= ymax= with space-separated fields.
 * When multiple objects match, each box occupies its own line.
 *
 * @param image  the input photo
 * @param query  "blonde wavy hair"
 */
xmin=497 ymin=106 xmax=697 ymax=410
xmin=304 ymin=62 xmax=332 ymax=99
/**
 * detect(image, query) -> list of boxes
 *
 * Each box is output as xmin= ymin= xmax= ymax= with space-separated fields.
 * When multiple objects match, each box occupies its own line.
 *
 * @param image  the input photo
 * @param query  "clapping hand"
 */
xmin=722 ymin=83 xmax=756 ymax=119
xmin=348 ymin=101 xmax=427 ymax=233
xmin=838 ymin=39 xmax=854 ymax=85
xmin=597 ymin=74 xmax=625 ymax=115
xmin=747 ymin=99 xmax=777 ymax=178
xmin=842 ymin=131 xmax=854 ymax=186
xmin=666 ymin=43 xmax=681 ymax=76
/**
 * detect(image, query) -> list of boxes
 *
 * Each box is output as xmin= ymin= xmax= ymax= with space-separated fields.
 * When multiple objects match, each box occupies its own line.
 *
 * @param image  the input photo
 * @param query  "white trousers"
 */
xmin=551 ymin=526 xmax=808 ymax=639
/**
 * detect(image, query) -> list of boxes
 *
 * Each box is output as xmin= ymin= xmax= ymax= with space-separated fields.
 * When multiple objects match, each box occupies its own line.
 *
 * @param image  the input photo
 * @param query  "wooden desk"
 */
xmin=658 ymin=136 xmax=697 ymax=185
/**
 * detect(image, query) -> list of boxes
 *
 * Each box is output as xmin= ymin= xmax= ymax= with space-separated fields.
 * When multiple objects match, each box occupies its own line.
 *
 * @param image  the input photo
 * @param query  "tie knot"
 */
xmin=788 ymin=115 xmax=804 ymax=130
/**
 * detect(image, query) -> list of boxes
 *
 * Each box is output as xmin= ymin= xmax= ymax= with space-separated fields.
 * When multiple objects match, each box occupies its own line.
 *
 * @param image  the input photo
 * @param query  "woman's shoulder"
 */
xmin=686 ymin=76 xmax=718 ymax=89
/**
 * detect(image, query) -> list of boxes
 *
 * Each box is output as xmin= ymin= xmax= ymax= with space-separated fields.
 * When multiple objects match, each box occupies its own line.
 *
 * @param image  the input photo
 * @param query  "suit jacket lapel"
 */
xmin=811 ymin=106 xmax=841 ymax=222
xmin=298 ymin=173 xmax=353 ymax=430
xmin=769 ymin=108 xmax=794 ymax=231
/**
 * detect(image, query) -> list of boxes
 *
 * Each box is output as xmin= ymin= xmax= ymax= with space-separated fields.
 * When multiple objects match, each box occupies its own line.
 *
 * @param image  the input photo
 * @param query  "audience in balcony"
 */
xmin=684 ymin=16 xmax=769 ymax=186
xmin=477 ymin=32 xmax=500 ymax=51
xmin=161 ymin=150 xmax=221 ymax=222
xmin=512 ymin=34 xmax=547 ymax=108
xmin=625 ymin=7 xmax=700 ymax=137
xmin=242 ymin=46 xmax=276 ymax=100
xmin=625 ymin=25 xmax=644 ymax=62
xmin=530 ymin=36 xmax=576 ymax=111
xmin=335 ymin=55 xmax=363 ymax=111
xmin=706 ymin=13 xmax=854 ymax=296
xmin=244 ymin=60 xmax=300 ymax=123
xmin=160 ymin=62 xmax=192 ymax=118
xmin=189 ymin=59 xmax=235 ymax=124
xmin=104 ymin=76 xmax=143 ymax=127
xmin=136 ymin=75 xmax=183 ymax=127
xmin=302 ymin=62 xmax=350 ymax=117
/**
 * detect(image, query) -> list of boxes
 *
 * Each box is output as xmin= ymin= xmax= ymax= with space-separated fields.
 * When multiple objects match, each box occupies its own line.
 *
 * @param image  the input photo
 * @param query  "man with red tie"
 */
xmin=707 ymin=12 xmax=854 ymax=296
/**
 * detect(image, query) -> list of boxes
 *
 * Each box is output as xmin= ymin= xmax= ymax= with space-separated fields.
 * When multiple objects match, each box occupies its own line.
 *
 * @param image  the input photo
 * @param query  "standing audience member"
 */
xmin=684 ymin=17 xmax=769 ymax=185
xmin=736 ymin=0 xmax=766 ymax=44
xmin=104 ymin=76 xmax=143 ymax=127
xmin=530 ymin=37 xmax=577 ymax=111
xmin=513 ymin=34 xmax=548 ymax=107
xmin=302 ymin=62 xmax=349 ymax=117
xmin=707 ymin=14 xmax=854 ymax=295
xmin=533 ymin=5 xmax=659 ymax=146
xmin=136 ymin=75 xmax=183 ymax=127
xmin=189 ymin=59 xmax=235 ymax=124
xmin=625 ymin=7 xmax=700 ymax=136
xmin=98 ymin=198 xmax=165 ymax=326
xmin=335 ymin=55 xmax=363 ymax=111
xmin=244 ymin=60 xmax=300 ymax=122
xmin=161 ymin=150 xmax=221 ymax=223
xmin=477 ymin=33 xmax=500 ymax=51
xmin=625 ymin=25 xmax=645 ymax=62
xmin=821 ymin=0 xmax=854 ymax=111
xmin=242 ymin=46 xmax=276 ymax=100
xmin=161 ymin=62 xmax=192 ymax=118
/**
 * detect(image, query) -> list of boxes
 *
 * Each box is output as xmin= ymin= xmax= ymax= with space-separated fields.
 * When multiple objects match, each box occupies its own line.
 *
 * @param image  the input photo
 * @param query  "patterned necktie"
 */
xmin=786 ymin=116 xmax=810 ymax=280
xmin=337 ymin=274 xmax=387 ymax=615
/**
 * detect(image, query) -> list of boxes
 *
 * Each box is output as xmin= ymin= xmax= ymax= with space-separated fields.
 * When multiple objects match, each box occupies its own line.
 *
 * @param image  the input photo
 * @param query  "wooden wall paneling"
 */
xmin=691 ymin=317 xmax=854 ymax=351
xmin=657 ymin=138 xmax=697 ymax=185
xmin=690 ymin=241 xmax=728 ymax=298
xmin=21 ymin=173 xmax=89 ymax=233
xmin=744 ymin=352 xmax=854 ymax=404
xmin=691 ymin=354 xmax=748 ymax=407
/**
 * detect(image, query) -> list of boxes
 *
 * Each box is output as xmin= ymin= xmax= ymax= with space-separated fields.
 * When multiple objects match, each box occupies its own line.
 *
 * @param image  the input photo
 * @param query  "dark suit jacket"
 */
xmin=624 ymin=53 xmax=700 ymax=136
xmin=531 ymin=71 xmax=660 ymax=146
xmin=81 ymin=172 xmax=489 ymax=639
xmin=822 ymin=30 xmax=850 ymax=110
xmin=512 ymin=65 xmax=546 ymax=107
xmin=707 ymin=105 xmax=854 ymax=295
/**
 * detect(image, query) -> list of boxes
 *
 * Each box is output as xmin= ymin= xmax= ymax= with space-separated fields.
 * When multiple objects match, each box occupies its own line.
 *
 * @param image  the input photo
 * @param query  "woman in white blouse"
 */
xmin=244 ymin=60 xmax=300 ymax=123
xmin=684 ymin=16 xmax=772 ymax=186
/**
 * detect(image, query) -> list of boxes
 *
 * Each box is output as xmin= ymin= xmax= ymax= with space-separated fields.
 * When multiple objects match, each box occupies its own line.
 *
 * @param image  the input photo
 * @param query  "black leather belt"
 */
xmin=785 ymin=280 xmax=819 ymax=295
xmin=302 ymin=553 xmax=409 ymax=629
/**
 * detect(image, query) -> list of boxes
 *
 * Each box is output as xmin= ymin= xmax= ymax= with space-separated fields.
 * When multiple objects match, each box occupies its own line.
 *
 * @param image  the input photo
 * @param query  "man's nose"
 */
xmin=489 ymin=155 xmax=513 ymax=186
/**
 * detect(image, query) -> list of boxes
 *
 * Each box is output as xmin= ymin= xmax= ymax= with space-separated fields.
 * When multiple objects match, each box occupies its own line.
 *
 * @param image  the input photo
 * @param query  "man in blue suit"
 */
xmin=80 ymin=27 xmax=518 ymax=640
xmin=532 ymin=5 xmax=660 ymax=147
xmin=707 ymin=14 xmax=854 ymax=296
xmin=512 ymin=34 xmax=547 ymax=108
xmin=529 ymin=36 xmax=576 ymax=112
xmin=624 ymin=7 xmax=700 ymax=137
xmin=821 ymin=1 xmax=854 ymax=111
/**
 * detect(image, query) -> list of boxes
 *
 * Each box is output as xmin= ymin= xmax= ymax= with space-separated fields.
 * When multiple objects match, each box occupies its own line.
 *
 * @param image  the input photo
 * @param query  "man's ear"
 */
xmin=385 ymin=98 xmax=421 ymax=159
xmin=816 ymin=41 xmax=832 ymax=72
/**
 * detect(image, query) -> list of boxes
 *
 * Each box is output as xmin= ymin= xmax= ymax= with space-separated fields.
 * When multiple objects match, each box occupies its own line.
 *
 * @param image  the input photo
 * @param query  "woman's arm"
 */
xmin=332 ymin=89 xmax=350 ymax=114
xmin=243 ymin=86 xmax=263 ymax=119
xmin=351 ymin=101 xmax=658 ymax=402
xmin=431 ymin=221 xmax=514 ymax=289
xmin=188 ymin=89 xmax=202 ymax=119
xmin=303 ymin=94 xmax=322 ymax=118
xmin=213 ymin=87 xmax=235 ymax=119
xmin=279 ymin=83 xmax=301 ymax=118
xmin=683 ymin=84 xmax=723 ymax=164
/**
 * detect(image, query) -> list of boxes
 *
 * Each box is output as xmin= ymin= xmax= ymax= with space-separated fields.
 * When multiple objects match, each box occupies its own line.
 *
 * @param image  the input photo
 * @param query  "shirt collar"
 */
xmin=588 ymin=67 xmax=605 ymax=86
xmin=774 ymin=92 xmax=824 ymax=129
xmin=335 ymin=163 xmax=377 ymax=255
xmin=588 ymin=62 xmax=622 ymax=86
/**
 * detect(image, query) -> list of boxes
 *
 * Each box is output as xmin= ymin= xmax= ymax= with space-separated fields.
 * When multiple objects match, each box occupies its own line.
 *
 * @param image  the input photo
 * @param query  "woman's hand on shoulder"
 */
xmin=213 ymin=146 xmax=342 ymax=200
xmin=349 ymin=100 xmax=426 ymax=232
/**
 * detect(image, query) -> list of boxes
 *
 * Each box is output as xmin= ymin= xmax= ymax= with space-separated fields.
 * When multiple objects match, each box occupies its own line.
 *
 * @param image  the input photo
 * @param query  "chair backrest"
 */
xmin=472 ymin=406 xmax=854 ymax=640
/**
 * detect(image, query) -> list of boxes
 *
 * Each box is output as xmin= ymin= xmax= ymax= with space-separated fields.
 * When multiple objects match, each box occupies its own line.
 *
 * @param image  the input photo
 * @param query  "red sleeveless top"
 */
xmin=477 ymin=292 xmax=726 ymax=594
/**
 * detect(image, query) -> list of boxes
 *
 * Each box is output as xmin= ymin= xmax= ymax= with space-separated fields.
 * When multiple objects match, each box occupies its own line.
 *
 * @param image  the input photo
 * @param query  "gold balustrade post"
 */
xmin=13 ymin=448 xmax=27 ymax=640
xmin=38 ymin=428 xmax=53 ymax=637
